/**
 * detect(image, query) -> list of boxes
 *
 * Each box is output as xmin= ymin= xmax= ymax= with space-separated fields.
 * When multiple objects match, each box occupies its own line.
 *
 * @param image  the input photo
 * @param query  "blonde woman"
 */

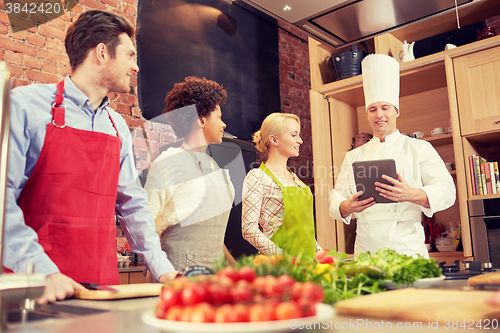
xmin=241 ymin=113 xmax=322 ymax=257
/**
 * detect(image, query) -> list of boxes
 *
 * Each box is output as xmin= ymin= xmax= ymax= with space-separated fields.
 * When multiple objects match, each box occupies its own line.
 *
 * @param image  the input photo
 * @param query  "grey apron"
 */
xmin=160 ymin=145 xmax=234 ymax=271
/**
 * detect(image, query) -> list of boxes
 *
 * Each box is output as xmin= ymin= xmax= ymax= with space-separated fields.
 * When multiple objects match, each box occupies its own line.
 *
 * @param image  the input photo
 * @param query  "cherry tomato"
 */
xmin=160 ymin=285 xmax=181 ymax=307
xmin=180 ymin=306 xmax=194 ymax=322
xmin=230 ymin=280 xmax=253 ymax=303
xmin=249 ymin=303 xmax=273 ymax=322
xmin=181 ymin=283 xmax=208 ymax=306
xmin=165 ymin=305 xmax=183 ymax=321
xmin=217 ymin=266 xmax=240 ymax=282
xmin=276 ymin=301 xmax=302 ymax=320
xmin=214 ymin=304 xmax=237 ymax=323
xmin=291 ymin=281 xmax=304 ymax=301
xmin=297 ymin=298 xmax=317 ymax=317
xmin=263 ymin=275 xmax=284 ymax=298
xmin=301 ymin=281 xmax=324 ymax=303
xmin=238 ymin=266 xmax=256 ymax=282
xmin=277 ymin=274 xmax=295 ymax=289
xmin=252 ymin=276 xmax=267 ymax=294
xmin=155 ymin=299 xmax=169 ymax=319
xmin=233 ymin=303 xmax=250 ymax=322
xmin=207 ymin=283 xmax=231 ymax=305
xmin=190 ymin=302 xmax=215 ymax=323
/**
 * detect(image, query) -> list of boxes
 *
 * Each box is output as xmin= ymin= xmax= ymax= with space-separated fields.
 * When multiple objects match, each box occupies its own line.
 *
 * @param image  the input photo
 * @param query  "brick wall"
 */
xmin=276 ymin=21 xmax=314 ymax=188
xmin=0 ymin=0 xmax=142 ymax=129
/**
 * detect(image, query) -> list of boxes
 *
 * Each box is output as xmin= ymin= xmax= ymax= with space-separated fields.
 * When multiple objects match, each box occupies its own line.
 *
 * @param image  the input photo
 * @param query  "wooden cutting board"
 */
xmin=335 ymin=288 xmax=500 ymax=322
xmin=74 ymin=283 xmax=162 ymax=300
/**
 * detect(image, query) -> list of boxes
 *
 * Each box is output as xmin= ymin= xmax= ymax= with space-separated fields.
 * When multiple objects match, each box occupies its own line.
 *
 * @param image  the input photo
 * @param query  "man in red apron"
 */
xmin=6 ymin=10 xmax=176 ymax=304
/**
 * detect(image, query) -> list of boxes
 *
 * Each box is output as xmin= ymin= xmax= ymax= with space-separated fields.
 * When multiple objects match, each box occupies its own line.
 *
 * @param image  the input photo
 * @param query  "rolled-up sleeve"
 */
xmin=5 ymin=90 xmax=60 ymax=276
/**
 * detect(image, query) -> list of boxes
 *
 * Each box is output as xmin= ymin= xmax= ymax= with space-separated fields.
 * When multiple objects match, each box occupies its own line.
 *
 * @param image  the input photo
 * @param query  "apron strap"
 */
xmin=259 ymin=163 xmax=298 ymax=188
xmin=52 ymin=81 xmax=66 ymax=128
xmin=104 ymin=108 xmax=120 ymax=138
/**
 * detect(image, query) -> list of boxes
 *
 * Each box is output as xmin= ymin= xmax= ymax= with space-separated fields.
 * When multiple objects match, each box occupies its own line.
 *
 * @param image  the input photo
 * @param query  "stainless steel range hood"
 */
xmin=239 ymin=0 xmax=497 ymax=48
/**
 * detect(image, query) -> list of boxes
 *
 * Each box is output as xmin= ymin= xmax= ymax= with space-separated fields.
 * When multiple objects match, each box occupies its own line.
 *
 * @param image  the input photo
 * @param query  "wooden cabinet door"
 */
xmin=454 ymin=46 xmax=500 ymax=136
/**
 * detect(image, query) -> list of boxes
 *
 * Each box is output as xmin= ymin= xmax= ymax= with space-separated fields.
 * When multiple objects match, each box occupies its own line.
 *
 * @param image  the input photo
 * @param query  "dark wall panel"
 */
xmin=136 ymin=0 xmax=280 ymax=141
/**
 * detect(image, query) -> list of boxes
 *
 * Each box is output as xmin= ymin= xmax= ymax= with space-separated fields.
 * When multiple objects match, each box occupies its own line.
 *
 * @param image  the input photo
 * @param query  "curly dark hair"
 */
xmin=163 ymin=77 xmax=227 ymax=138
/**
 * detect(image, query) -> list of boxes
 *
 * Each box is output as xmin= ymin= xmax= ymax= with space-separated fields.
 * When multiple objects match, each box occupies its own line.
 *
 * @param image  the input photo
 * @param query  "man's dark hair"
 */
xmin=163 ymin=77 xmax=227 ymax=138
xmin=65 ymin=10 xmax=135 ymax=71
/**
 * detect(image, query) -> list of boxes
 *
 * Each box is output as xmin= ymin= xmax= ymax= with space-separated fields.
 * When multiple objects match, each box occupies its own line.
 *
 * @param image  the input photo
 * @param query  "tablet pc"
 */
xmin=352 ymin=159 xmax=397 ymax=204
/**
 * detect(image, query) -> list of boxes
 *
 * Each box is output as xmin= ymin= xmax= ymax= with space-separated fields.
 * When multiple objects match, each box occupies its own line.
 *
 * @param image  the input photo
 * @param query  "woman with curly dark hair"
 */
xmin=144 ymin=77 xmax=236 ymax=270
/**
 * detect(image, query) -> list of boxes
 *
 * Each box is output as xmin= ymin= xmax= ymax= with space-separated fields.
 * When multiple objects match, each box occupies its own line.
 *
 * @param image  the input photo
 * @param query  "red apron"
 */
xmin=18 ymin=80 xmax=121 ymax=285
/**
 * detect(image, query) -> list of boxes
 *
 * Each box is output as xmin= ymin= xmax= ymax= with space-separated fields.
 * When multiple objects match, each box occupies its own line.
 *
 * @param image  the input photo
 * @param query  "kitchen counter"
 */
xmin=6 ymin=279 xmax=492 ymax=333
xmin=118 ymin=265 xmax=146 ymax=273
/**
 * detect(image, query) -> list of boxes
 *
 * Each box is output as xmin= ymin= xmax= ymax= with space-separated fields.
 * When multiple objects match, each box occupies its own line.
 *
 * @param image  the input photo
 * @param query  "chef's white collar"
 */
xmin=370 ymin=129 xmax=401 ymax=144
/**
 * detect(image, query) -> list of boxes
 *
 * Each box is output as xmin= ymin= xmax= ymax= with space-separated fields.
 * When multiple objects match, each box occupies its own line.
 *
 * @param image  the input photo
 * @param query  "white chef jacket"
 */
xmin=328 ymin=130 xmax=456 ymax=258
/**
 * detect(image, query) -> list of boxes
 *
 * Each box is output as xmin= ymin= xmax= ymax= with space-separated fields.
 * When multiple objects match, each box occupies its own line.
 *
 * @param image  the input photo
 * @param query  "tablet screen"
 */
xmin=352 ymin=159 xmax=397 ymax=204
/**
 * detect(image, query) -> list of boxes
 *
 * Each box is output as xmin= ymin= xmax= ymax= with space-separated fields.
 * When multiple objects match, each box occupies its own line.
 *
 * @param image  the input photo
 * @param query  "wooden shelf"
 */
xmin=424 ymin=133 xmax=453 ymax=146
xmin=464 ymin=131 xmax=500 ymax=146
xmin=468 ymin=193 xmax=500 ymax=200
xmin=429 ymin=251 xmax=463 ymax=257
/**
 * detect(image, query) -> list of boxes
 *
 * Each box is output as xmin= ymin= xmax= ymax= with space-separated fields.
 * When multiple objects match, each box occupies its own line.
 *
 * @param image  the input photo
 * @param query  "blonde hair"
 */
xmin=252 ymin=113 xmax=300 ymax=153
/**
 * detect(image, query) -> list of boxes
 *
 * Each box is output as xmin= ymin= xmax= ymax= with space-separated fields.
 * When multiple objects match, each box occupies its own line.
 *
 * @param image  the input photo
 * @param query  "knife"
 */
xmin=80 ymin=282 xmax=118 ymax=293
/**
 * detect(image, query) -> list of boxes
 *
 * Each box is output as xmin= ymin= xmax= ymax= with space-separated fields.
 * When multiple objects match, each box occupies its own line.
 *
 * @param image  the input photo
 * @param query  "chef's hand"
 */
xmin=375 ymin=173 xmax=430 ymax=208
xmin=36 ymin=273 xmax=86 ymax=304
xmin=339 ymin=190 xmax=376 ymax=218
xmin=158 ymin=270 xmax=178 ymax=283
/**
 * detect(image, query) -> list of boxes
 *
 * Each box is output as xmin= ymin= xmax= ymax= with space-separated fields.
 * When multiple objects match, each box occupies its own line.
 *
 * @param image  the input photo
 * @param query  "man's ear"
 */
xmin=95 ymin=43 xmax=108 ymax=63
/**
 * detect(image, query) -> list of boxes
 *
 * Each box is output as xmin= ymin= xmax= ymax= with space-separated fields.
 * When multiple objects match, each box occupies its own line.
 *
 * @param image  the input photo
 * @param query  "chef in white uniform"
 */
xmin=328 ymin=54 xmax=456 ymax=258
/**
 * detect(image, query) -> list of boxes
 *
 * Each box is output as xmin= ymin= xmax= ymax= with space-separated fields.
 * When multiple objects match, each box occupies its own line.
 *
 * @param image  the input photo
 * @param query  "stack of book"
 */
xmin=468 ymin=155 xmax=500 ymax=195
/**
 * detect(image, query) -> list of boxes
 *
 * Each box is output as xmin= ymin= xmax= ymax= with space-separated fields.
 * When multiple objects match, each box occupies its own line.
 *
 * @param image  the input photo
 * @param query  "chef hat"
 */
xmin=362 ymin=54 xmax=399 ymax=110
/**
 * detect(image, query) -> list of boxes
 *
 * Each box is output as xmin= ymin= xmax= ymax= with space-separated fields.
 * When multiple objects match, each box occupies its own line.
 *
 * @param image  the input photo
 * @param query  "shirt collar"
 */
xmin=369 ymin=129 xmax=401 ymax=144
xmin=63 ymin=76 xmax=110 ymax=113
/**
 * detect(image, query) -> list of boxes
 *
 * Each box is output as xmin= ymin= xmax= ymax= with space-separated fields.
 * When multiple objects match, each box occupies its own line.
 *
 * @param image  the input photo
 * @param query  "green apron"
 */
xmin=260 ymin=163 xmax=316 ymax=257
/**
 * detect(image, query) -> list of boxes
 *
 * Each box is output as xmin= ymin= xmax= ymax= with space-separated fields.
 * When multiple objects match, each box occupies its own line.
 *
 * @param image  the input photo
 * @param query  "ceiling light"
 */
xmin=284 ymin=5 xmax=291 ymax=11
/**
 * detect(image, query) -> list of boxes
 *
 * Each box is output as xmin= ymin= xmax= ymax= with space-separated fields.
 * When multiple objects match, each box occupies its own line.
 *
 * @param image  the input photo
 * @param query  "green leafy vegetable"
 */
xmin=355 ymin=248 xmax=442 ymax=285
